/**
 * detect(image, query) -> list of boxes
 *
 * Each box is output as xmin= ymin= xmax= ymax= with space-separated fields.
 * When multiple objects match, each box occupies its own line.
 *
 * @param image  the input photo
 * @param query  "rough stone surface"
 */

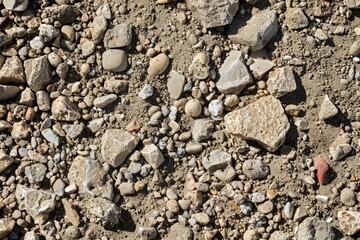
xmin=242 ymin=160 xmax=270 ymax=180
xmin=0 ymin=84 xmax=21 ymax=101
xmin=147 ymin=54 xmax=169 ymax=76
xmin=338 ymin=211 xmax=360 ymax=236
xmin=319 ymin=94 xmax=338 ymax=120
xmin=191 ymin=119 xmax=214 ymax=142
xmin=141 ymin=144 xmax=165 ymax=169
xmin=229 ymin=9 xmax=278 ymax=50
xmin=202 ymin=150 xmax=236 ymax=182
xmin=62 ymin=199 xmax=81 ymax=226
xmin=269 ymin=231 xmax=291 ymax=240
xmin=249 ymin=58 xmax=275 ymax=79
xmin=83 ymin=197 xmax=121 ymax=226
xmin=104 ymin=24 xmax=132 ymax=48
xmin=345 ymin=0 xmax=360 ymax=9
xmin=0 ymin=154 xmax=14 ymax=173
xmin=15 ymin=184 xmax=56 ymax=224
xmin=101 ymin=129 xmax=139 ymax=167
xmin=164 ymin=222 xmax=193 ymax=240
xmin=297 ymin=217 xmax=335 ymax=240
xmin=91 ymin=15 xmax=107 ymax=44
xmin=68 ymin=156 xmax=114 ymax=200
xmin=0 ymin=56 xmax=25 ymax=85
xmin=24 ymin=56 xmax=52 ymax=91
xmin=102 ymin=50 xmax=128 ymax=72
xmin=216 ymin=50 xmax=252 ymax=95
xmin=285 ymin=8 xmax=309 ymax=30
xmin=267 ymin=66 xmax=297 ymax=98
xmin=93 ymin=94 xmax=117 ymax=108
xmin=224 ymin=96 xmax=290 ymax=152
xmin=340 ymin=188 xmax=357 ymax=207
xmin=186 ymin=0 xmax=239 ymax=28
xmin=0 ymin=218 xmax=15 ymax=238
xmin=167 ymin=70 xmax=185 ymax=99
xmin=51 ymin=96 xmax=81 ymax=121
xmin=3 ymin=0 xmax=29 ymax=11
xmin=25 ymin=163 xmax=47 ymax=184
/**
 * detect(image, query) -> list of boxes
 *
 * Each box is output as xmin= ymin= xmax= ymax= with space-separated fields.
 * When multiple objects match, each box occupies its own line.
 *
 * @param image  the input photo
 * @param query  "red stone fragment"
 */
xmin=314 ymin=155 xmax=330 ymax=185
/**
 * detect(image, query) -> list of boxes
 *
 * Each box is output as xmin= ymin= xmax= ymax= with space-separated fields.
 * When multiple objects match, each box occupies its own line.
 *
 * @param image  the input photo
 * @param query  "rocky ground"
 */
xmin=0 ymin=0 xmax=360 ymax=239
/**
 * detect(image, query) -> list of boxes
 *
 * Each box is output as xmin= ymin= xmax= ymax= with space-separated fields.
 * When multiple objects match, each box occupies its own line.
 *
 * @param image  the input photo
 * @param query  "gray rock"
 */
xmin=25 ymin=163 xmax=47 ymax=184
xmin=102 ymin=49 xmax=128 ymax=72
xmin=15 ymin=184 xmax=56 ymax=224
xmin=24 ymin=56 xmax=52 ymax=91
xmin=62 ymin=124 xmax=84 ymax=139
xmin=249 ymin=58 xmax=274 ymax=80
xmin=139 ymin=227 xmax=158 ymax=240
xmin=202 ymin=150 xmax=236 ymax=182
xmin=141 ymin=144 xmax=165 ymax=169
xmin=91 ymin=15 xmax=108 ymax=44
xmin=104 ymin=24 xmax=132 ymax=48
xmin=0 ymin=154 xmax=14 ymax=173
xmin=338 ymin=210 xmax=360 ymax=236
xmin=96 ymin=0 xmax=111 ymax=19
xmin=11 ymin=121 xmax=30 ymax=140
xmin=340 ymin=188 xmax=357 ymax=207
xmin=349 ymin=40 xmax=360 ymax=56
xmin=3 ymin=0 xmax=29 ymax=11
xmin=39 ymin=24 xmax=59 ymax=42
xmin=229 ymin=9 xmax=278 ymax=50
xmin=104 ymin=78 xmax=128 ymax=94
xmin=88 ymin=118 xmax=104 ymax=133
xmin=82 ymin=40 xmax=95 ymax=57
xmin=101 ymin=129 xmax=139 ymax=167
xmin=28 ymin=150 xmax=47 ymax=163
xmin=51 ymin=5 xmax=80 ymax=24
xmin=83 ymin=197 xmax=121 ymax=226
xmin=242 ymin=160 xmax=269 ymax=180
xmin=191 ymin=119 xmax=214 ymax=142
xmin=345 ymin=0 xmax=360 ymax=9
xmin=193 ymin=212 xmax=210 ymax=225
xmin=119 ymin=182 xmax=135 ymax=195
xmin=269 ymin=231 xmax=291 ymax=240
xmin=68 ymin=156 xmax=114 ymax=200
xmin=319 ymin=94 xmax=338 ymax=120
xmin=36 ymin=91 xmax=51 ymax=111
xmin=19 ymin=87 xmax=35 ymax=106
xmin=186 ymin=0 xmax=239 ymax=28
xmin=285 ymin=8 xmax=309 ymax=30
xmin=51 ymin=96 xmax=81 ymax=121
xmin=0 ymin=56 xmax=25 ymax=85
xmin=0 ymin=84 xmax=20 ymax=101
xmin=53 ymin=179 xmax=65 ymax=196
xmin=216 ymin=50 xmax=252 ymax=95
xmin=6 ymin=27 xmax=26 ymax=38
xmin=41 ymin=128 xmax=60 ymax=146
xmin=139 ymin=84 xmax=154 ymax=100
xmin=0 ymin=218 xmax=15 ymax=238
xmin=0 ymin=34 xmax=12 ymax=48
xmin=93 ymin=94 xmax=117 ymax=108
xmin=267 ymin=66 xmax=297 ymax=98
xmin=251 ymin=192 xmax=266 ymax=203
xmin=297 ymin=217 xmax=335 ymax=240
xmin=283 ymin=202 xmax=295 ymax=219
xmin=164 ymin=222 xmax=193 ymax=240
xmin=224 ymin=96 xmax=290 ymax=152
xmin=167 ymin=70 xmax=185 ymax=99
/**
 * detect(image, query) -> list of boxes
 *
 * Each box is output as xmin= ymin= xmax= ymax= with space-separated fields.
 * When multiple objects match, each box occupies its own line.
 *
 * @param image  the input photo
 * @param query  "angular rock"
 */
xmin=188 ymin=52 xmax=210 ymax=80
xmin=140 ymin=144 xmax=165 ymax=169
xmin=0 ymin=154 xmax=14 ymax=173
xmin=102 ymin=49 xmax=128 ymax=72
xmin=0 ymin=34 xmax=12 ymax=48
xmin=224 ymin=96 xmax=290 ymax=152
xmin=297 ymin=217 xmax=335 ymax=240
xmin=0 ymin=218 xmax=15 ymax=238
xmin=51 ymin=5 xmax=80 ymax=24
xmin=349 ymin=40 xmax=360 ymax=56
xmin=0 ymin=85 xmax=20 ymax=101
xmin=68 ymin=156 xmax=114 ymax=200
xmin=191 ymin=119 xmax=214 ymax=142
xmin=249 ymin=58 xmax=274 ymax=79
xmin=104 ymin=24 xmax=132 ymax=48
xmin=242 ymin=160 xmax=270 ymax=180
xmin=329 ymin=144 xmax=352 ymax=161
xmin=91 ymin=15 xmax=108 ymax=44
xmin=62 ymin=199 xmax=80 ymax=226
xmin=82 ymin=197 xmax=121 ymax=226
xmin=41 ymin=128 xmax=60 ymax=146
xmin=270 ymin=231 xmax=291 ymax=240
xmin=216 ymin=50 xmax=252 ymax=95
xmin=3 ymin=0 xmax=29 ymax=11
xmin=229 ymin=9 xmax=278 ymax=50
xmin=62 ymin=124 xmax=84 ymax=139
xmin=186 ymin=0 xmax=239 ymax=28
xmin=36 ymin=91 xmax=51 ymax=111
xmin=101 ymin=129 xmax=139 ymax=167
xmin=24 ymin=56 xmax=52 ymax=91
xmin=167 ymin=70 xmax=185 ymax=99
xmin=25 ymin=163 xmax=47 ymax=184
xmin=19 ymin=87 xmax=35 ymax=106
xmin=285 ymin=8 xmax=309 ymax=30
xmin=345 ymin=0 xmax=360 ymax=9
xmin=139 ymin=227 xmax=158 ymax=240
xmin=51 ymin=96 xmax=81 ymax=121
xmin=202 ymin=150 xmax=236 ymax=182
xmin=164 ymin=222 xmax=193 ymax=240
xmin=15 ymin=184 xmax=56 ymax=224
xmin=96 ymin=0 xmax=111 ymax=19
xmin=11 ymin=121 xmax=30 ymax=140
xmin=0 ymin=56 xmax=25 ymax=85
xmin=267 ymin=66 xmax=297 ymax=98
xmin=319 ymin=94 xmax=338 ymax=120
xmin=338 ymin=210 xmax=360 ymax=236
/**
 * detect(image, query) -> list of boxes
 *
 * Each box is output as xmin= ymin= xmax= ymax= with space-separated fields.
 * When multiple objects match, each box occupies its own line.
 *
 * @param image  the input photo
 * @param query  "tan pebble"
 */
xmin=224 ymin=95 xmax=239 ymax=108
xmin=126 ymin=120 xmax=140 ymax=132
xmin=147 ymin=53 xmax=169 ymax=76
xmin=134 ymin=181 xmax=145 ymax=192
xmin=184 ymin=99 xmax=202 ymax=118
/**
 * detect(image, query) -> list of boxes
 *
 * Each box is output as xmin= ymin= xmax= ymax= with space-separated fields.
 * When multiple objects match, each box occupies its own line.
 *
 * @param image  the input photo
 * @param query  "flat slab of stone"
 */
xmin=224 ymin=95 xmax=290 ymax=152
xmin=186 ymin=0 xmax=239 ymax=28
xmin=319 ymin=94 xmax=338 ymax=120
xmin=216 ymin=50 xmax=252 ymax=95
xmin=101 ymin=129 xmax=139 ymax=167
xmin=167 ymin=70 xmax=185 ymax=99
xmin=104 ymin=24 xmax=132 ymax=48
xmin=229 ymin=9 xmax=278 ymax=51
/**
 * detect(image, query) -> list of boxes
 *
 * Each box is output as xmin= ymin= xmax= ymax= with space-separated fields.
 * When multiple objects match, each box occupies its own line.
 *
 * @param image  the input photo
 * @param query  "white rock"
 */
xmin=224 ymin=96 xmax=290 ymax=152
xmin=104 ymin=24 xmax=132 ymax=48
xmin=141 ymin=144 xmax=165 ymax=169
xmin=208 ymin=99 xmax=223 ymax=119
xmin=267 ymin=66 xmax=297 ymax=98
xmin=139 ymin=84 xmax=154 ymax=100
xmin=319 ymin=94 xmax=338 ymax=120
xmin=338 ymin=210 xmax=360 ymax=235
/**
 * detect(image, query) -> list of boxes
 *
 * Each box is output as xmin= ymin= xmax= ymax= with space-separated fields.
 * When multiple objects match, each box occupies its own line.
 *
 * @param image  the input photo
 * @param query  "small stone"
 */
xmin=251 ymin=192 xmax=266 ymax=203
xmin=345 ymin=0 xmax=360 ymax=9
xmin=208 ymin=99 xmax=223 ymax=119
xmin=319 ymin=95 xmax=338 ymax=120
xmin=11 ymin=121 xmax=30 ymax=140
xmin=225 ymin=96 xmax=290 ymax=152
xmin=96 ymin=0 xmax=112 ymax=19
xmin=258 ymin=200 xmax=274 ymax=214
xmin=139 ymin=84 xmax=154 ymax=100
xmin=0 ymin=154 xmax=14 ymax=173
xmin=185 ymin=99 xmax=202 ymax=118
xmin=314 ymin=155 xmax=330 ymax=184
xmin=188 ymin=52 xmax=210 ymax=80
xmin=19 ymin=87 xmax=35 ymax=106
xmin=315 ymin=29 xmax=328 ymax=41
xmin=216 ymin=50 xmax=252 ymax=95
xmin=329 ymin=143 xmax=352 ymax=161
xmin=101 ymin=129 xmax=139 ymax=167
xmin=119 ymin=182 xmax=135 ymax=195
xmin=164 ymin=222 xmax=193 ymax=240
xmin=139 ymin=227 xmax=157 ymax=240
xmin=270 ymin=231 xmax=291 ymax=240
xmin=229 ymin=9 xmax=278 ymax=50
xmin=24 ymin=56 xmax=52 ymax=91
xmin=36 ymin=91 xmax=51 ymax=111
xmin=338 ymin=210 xmax=360 ymax=235
xmin=41 ymin=128 xmax=60 ymax=146
xmin=0 ymin=85 xmax=20 ymax=101
xmin=294 ymin=206 xmax=308 ymax=222
xmin=82 ymin=40 xmax=95 ymax=57
xmin=83 ymin=197 xmax=121 ymax=226
xmin=3 ymin=0 xmax=29 ymax=11
xmin=249 ymin=58 xmax=275 ymax=79
xmin=39 ymin=24 xmax=59 ymax=42
xmin=24 ymin=163 xmax=47 ymax=184
xmin=93 ymin=94 xmax=117 ymax=108
xmin=297 ymin=217 xmax=335 ymax=240
xmin=242 ymin=160 xmax=270 ymax=180
xmin=283 ymin=202 xmax=295 ymax=219
xmin=341 ymin=188 xmax=357 ymax=207
xmin=141 ymin=144 xmax=165 ymax=169
xmin=53 ymin=179 xmax=65 ymax=196
xmin=61 ymin=25 xmax=75 ymax=41
xmin=224 ymin=95 xmax=239 ymax=108
xmin=185 ymin=143 xmax=203 ymax=154
xmin=24 ymin=231 xmax=39 ymax=240
xmin=62 ymin=199 xmax=80 ymax=226
xmin=285 ymin=8 xmax=309 ymax=30
xmin=167 ymin=70 xmax=185 ymax=99
xmin=147 ymin=54 xmax=169 ymax=76
xmin=0 ymin=56 xmax=25 ymax=85
xmin=63 ymin=124 xmax=84 ymax=139
xmin=267 ymin=66 xmax=297 ymax=98
xmin=104 ymin=24 xmax=132 ymax=48
xmin=202 ymin=150 xmax=236 ymax=182
xmin=243 ymin=229 xmax=259 ymax=240
xmin=193 ymin=213 xmax=210 ymax=225
xmin=91 ymin=15 xmax=108 ymax=44
xmin=102 ymin=49 xmax=128 ymax=72
xmin=191 ymin=119 xmax=214 ymax=142
xmin=0 ymin=218 xmax=15 ymax=238
xmin=104 ymin=78 xmax=128 ymax=94
xmin=51 ymin=96 xmax=81 ymax=121
xmin=88 ymin=118 xmax=104 ymax=133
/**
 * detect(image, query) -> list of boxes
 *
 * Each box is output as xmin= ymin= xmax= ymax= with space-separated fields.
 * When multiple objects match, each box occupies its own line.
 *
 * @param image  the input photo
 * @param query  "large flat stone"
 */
xmin=224 ymin=95 xmax=290 ymax=152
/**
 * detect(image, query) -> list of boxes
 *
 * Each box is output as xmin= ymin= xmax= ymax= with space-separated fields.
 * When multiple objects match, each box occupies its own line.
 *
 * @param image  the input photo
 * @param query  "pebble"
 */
xmin=147 ymin=54 xmax=169 ymax=76
xmin=242 ymin=160 xmax=270 ymax=180
xmin=167 ymin=70 xmax=185 ymax=99
xmin=340 ymin=188 xmax=357 ymax=207
xmin=102 ymin=50 xmax=128 ymax=72
xmin=185 ymin=99 xmax=202 ymax=118
xmin=93 ymin=94 xmax=117 ymax=108
xmin=319 ymin=95 xmax=338 ymax=120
